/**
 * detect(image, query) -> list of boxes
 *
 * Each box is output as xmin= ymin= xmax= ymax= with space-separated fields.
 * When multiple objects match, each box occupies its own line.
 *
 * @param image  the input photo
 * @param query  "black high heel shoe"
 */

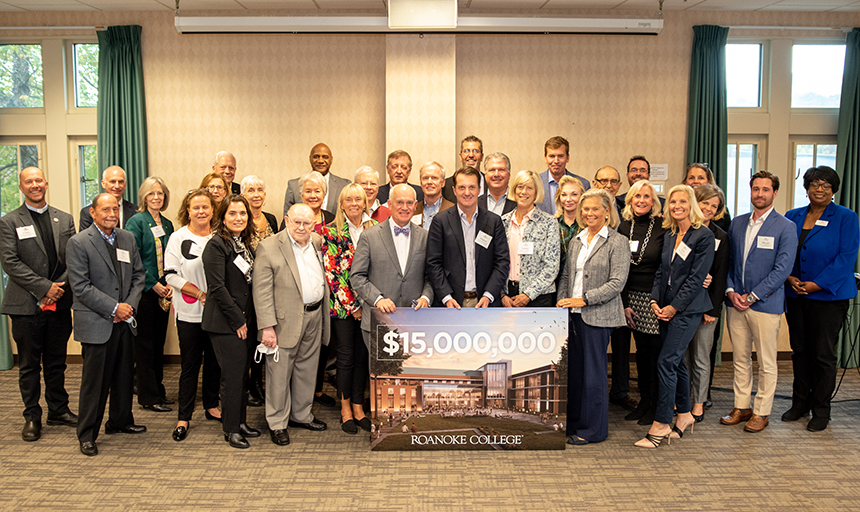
xmin=670 ymin=418 xmax=695 ymax=439
xmin=172 ymin=425 xmax=188 ymax=442
xmin=692 ymin=412 xmax=705 ymax=423
xmin=205 ymin=410 xmax=222 ymax=423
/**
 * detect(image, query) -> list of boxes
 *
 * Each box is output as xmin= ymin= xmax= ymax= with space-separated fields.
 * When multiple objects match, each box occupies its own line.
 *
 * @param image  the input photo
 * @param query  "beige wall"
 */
xmin=1 ymin=8 xmax=856 ymax=356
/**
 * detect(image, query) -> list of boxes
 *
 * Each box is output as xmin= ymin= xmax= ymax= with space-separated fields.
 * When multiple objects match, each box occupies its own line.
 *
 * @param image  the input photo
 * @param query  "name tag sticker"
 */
xmin=150 ymin=225 xmax=165 ymax=238
xmin=475 ymin=231 xmax=492 ymax=249
xmin=815 ymin=220 xmax=829 ymax=227
xmin=117 ymin=249 xmax=131 ymax=263
xmin=676 ymin=241 xmax=691 ymax=261
xmin=630 ymin=240 xmax=640 ymax=252
xmin=757 ymin=236 xmax=775 ymax=250
xmin=16 ymin=226 xmax=36 ymax=240
xmin=233 ymin=255 xmax=250 ymax=274
xmin=189 ymin=242 xmax=204 ymax=257
xmin=411 ymin=214 xmax=422 ymax=226
xmin=714 ymin=239 xmax=721 ymax=251
xmin=518 ymin=241 xmax=534 ymax=255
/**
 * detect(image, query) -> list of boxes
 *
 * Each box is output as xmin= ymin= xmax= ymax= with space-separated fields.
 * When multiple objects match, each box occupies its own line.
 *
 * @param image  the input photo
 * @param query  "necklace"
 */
xmin=630 ymin=215 xmax=655 ymax=266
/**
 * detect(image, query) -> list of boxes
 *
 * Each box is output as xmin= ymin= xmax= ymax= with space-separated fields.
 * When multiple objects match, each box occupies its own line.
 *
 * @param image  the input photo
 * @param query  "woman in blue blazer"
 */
xmin=783 ymin=166 xmax=860 ymax=432
xmin=636 ymin=185 xmax=714 ymax=448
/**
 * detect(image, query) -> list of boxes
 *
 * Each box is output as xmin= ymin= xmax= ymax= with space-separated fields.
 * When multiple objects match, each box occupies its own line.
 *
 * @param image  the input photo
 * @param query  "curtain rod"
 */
xmin=0 ymin=26 xmax=105 ymax=30
xmin=729 ymin=26 xmax=851 ymax=32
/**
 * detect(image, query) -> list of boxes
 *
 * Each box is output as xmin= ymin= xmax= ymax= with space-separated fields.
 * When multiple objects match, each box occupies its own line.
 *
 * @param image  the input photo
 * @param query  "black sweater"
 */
xmin=618 ymin=214 xmax=667 ymax=307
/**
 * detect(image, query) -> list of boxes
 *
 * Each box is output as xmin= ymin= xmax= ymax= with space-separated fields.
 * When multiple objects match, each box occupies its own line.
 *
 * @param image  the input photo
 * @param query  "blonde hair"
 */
xmin=621 ymin=180 xmax=662 ymax=221
xmin=332 ymin=183 xmax=373 ymax=231
xmin=508 ymin=170 xmax=545 ymax=206
xmin=662 ymin=185 xmax=705 ymax=234
xmin=554 ymin=175 xmax=585 ymax=219
xmin=137 ymin=176 xmax=170 ymax=212
xmin=576 ymin=188 xmax=619 ymax=230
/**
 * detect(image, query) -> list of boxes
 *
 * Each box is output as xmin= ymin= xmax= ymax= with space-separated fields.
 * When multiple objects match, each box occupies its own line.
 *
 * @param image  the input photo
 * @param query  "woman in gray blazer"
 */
xmin=556 ymin=188 xmax=630 ymax=445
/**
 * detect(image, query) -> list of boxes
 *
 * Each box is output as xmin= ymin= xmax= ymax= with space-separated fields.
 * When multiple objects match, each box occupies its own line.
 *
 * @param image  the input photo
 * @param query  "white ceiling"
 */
xmin=1 ymin=0 xmax=858 ymax=12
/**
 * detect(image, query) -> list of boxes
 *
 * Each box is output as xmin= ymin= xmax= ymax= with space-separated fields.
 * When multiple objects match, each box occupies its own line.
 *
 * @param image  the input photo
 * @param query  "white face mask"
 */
xmin=255 ymin=343 xmax=279 ymax=363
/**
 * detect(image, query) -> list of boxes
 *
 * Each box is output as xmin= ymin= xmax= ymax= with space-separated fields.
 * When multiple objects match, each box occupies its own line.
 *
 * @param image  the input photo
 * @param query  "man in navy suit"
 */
xmin=377 ymin=150 xmax=423 ymax=205
xmin=426 ymin=167 xmax=509 ymax=309
xmin=78 ymin=166 xmax=137 ymax=230
xmin=535 ymin=136 xmax=590 ymax=214
xmin=720 ymin=171 xmax=797 ymax=433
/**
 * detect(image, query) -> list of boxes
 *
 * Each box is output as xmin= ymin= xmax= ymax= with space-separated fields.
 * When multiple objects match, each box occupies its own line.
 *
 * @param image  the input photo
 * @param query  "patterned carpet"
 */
xmin=1 ymin=361 xmax=859 ymax=511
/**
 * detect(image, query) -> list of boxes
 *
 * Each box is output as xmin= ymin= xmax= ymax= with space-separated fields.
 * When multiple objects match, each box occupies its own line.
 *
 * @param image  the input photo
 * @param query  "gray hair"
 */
xmin=240 ymin=175 xmax=265 ymax=195
xmin=483 ymin=152 xmax=511 ymax=172
xmin=353 ymin=165 xmax=380 ymax=182
xmin=419 ymin=161 xmax=446 ymax=179
xmin=213 ymin=151 xmax=235 ymax=166
xmin=101 ymin=165 xmax=126 ymax=182
xmin=299 ymin=171 xmax=328 ymax=196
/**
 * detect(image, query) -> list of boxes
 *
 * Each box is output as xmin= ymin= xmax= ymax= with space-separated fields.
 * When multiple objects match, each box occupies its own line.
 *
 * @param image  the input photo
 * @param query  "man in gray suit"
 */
xmin=351 ymin=184 xmax=433 ymax=347
xmin=67 ymin=193 xmax=146 ymax=456
xmin=254 ymin=203 xmax=331 ymax=446
xmin=282 ymin=143 xmax=351 ymax=218
xmin=78 ymin=166 xmax=137 ymax=230
xmin=0 ymin=167 xmax=77 ymax=442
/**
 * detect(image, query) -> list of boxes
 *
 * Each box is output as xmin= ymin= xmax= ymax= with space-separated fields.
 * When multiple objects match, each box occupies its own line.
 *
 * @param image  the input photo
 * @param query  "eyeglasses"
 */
xmin=595 ymin=179 xmax=621 ymax=186
xmin=290 ymin=220 xmax=314 ymax=228
xmin=208 ymin=185 xmax=226 ymax=192
xmin=461 ymin=149 xmax=481 ymax=154
xmin=808 ymin=181 xmax=833 ymax=191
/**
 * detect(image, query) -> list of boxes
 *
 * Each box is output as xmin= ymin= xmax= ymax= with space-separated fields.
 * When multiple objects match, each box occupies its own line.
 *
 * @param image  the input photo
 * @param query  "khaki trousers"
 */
xmin=726 ymin=307 xmax=782 ymax=416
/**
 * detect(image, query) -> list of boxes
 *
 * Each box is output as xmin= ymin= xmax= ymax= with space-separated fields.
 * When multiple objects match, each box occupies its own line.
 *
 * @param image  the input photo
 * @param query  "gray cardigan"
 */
xmin=557 ymin=227 xmax=630 ymax=328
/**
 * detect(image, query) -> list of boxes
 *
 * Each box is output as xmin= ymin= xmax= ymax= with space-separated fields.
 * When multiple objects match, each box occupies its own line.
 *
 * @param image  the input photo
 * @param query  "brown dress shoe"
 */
xmin=744 ymin=414 xmax=769 ymax=432
xmin=720 ymin=408 xmax=753 ymax=425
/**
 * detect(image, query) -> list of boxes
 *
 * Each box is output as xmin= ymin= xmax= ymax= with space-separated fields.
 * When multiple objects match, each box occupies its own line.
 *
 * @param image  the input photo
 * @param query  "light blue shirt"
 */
xmin=487 ymin=193 xmax=508 ymax=216
xmin=423 ymin=196 xmax=442 ymax=229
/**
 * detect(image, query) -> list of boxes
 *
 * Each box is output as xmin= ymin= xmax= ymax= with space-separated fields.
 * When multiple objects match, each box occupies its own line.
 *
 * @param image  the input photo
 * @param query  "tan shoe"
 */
xmin=720 ymin=408 xmax=753 ymax=425
xmin=744 ymin=414 xmax=769 ymax=432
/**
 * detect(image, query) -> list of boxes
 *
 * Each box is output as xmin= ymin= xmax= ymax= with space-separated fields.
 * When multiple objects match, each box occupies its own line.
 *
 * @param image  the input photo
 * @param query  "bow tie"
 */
xmin=394 ymin=226 xmax=410 ymax=237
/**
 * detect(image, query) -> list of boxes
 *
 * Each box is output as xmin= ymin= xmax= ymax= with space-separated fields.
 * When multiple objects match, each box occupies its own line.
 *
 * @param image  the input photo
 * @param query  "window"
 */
xmin=726 ymin=142 xmax=759 ymax=218
xmin=792 ymin=142 xmax=837 ymax=208
xmin=0 ymin=142 xmax=41 ymax=215
xmin=73 ymin=43 xmax=98 ymax=108
xmin=0 ymin=44 xmax=43 ymax=108
xmin=791 ymin=45 xmax=845 ymax=108
xmin=74 ymin=141 xmax=99 ymax=208
xmin=726 ymin=43 xmax=762 ymax=108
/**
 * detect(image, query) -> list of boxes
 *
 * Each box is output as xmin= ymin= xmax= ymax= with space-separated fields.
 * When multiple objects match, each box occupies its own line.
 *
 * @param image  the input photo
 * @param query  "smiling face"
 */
xmin=750 ymin=177 xmax=777 ymax=212
xmin=287 ymin=204 xmax=314 ymax=246
xmin=301 ymin=180 xmax=324 ymax=213
xmin=593 ymin=167 xmax=621 ymax=196
xmin=631 ymin=187 xmax=655 ymax=217
xmin=389 ymin=185 xmax=417 ymax=227
xmin=698 ymin=196 xmax=721 ymax=224
xmin=806 ymin=179 xmax=833 ymax=208
xmin=580 ymin=196 xmax=607 ymax=231
xmin=454 ymin=172 xmax=480 ymax=212
xmin=341 ymin=191 xmax=366 ymax=223
xmin=559 ymin=182 xmax=581 ymax=216
xmin=627 ymin=160 xmax=650 ymax=186
xmin=309 ymin=144 xmax=333 ymax=175
xmin=213 ymin=154 xmax=237 ymax=185
xmin=459 ymin=140 xmax=483 ymax=170
xmin=19 ymin=167 xmax=47 ymax=207
xmin=484 ymin=158 xmax=510 ymax=196
xmin=145 ymin=183 xmax=165 ymax=213
xmin=187 ymin=195 xmax=213 ymax=230
xmin=101 ymin=166 xmax=127 ymax=202
xmin=685 ymin=167 xmax=709 ymax=189
xmin=387 ymin=156 xmax=412 ymax=186
xmin=90 ymin=194 xmax=119 ymax=234
xmin=669 ymin=190 xmax=691 ymax=223
xmin=243 ymin=184 xmax=266 ymax=211
xmin=420 ymin=164 xmax=445 ymax=200
xmin=515 ymin=181 xmax=536 ymax=209
xmin=223 ymin=201 xmax=248 ymax=236
xmin=356 ymin=171 xmax=379 ymax=204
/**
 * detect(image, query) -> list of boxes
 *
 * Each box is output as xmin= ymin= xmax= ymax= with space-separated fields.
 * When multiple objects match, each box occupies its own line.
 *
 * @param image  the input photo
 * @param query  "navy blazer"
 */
xmin=426 ymin=205 xmax=510 ymax=307
xmin=705 ymin=222 xmax=729 ymax=318
xmin=785 ymin=201 xmax=859 ymax=301
xmin=478 ymin=193 xmax=516 ymax=216
xmin=726 ymin=209 xmax=798 ymax=315
xmin=651 ymin=225 xmax=714 ymax=316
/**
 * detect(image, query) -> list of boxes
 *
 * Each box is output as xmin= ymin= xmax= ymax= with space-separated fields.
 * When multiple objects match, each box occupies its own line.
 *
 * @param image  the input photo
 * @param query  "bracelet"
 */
xmin=196 ymin=291 xmax=203 ymax=300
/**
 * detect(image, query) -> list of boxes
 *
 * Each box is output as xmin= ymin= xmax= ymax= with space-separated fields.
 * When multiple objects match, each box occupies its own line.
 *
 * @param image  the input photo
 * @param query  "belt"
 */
xmin=304 ymin=300 xmax=322 ymax=312
xmin=463 ymin=291 xmax=478 ymax=299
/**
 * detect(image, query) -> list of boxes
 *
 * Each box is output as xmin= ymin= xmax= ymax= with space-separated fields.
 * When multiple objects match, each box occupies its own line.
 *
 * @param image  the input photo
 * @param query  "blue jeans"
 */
xmin=656 ymin=312 xmax=701 ymax=425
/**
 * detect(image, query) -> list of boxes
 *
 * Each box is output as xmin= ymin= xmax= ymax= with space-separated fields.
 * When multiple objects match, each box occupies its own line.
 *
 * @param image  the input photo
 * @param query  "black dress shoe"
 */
xmin=205 ymin=410 xmax=223 ymax=422
xmin=807 ymin=416 xmax=829 ymax=432
xmin=105 ymin=423 xmax=147 ymax=434
xmin=356 ymin=417 xmax=372 ymax=432
xmin=704 ymin=400 xmax=713 ymax=409
xmin=22 ymin=420 xmax=41 ymax=442
xmin=47 ymin=411 xmax=78 ymax=427
xmin=160 ymin=397 xmax=176 ymax=405
xmin=239 ymin=423 xmax=261 ymax=437
xmin=270 ymin=428 xmax=290 ymax=446
xmin=79 ymin=441 xmax=98 ymax=456
xmin=624 ymin=406 xmax=648 ymax=422
xmin=341 ymin=419 xmax=358 ymax=435
xmin=142 ymin=404 xmax=172 ymax=413
xmin=313 ymin=393 xmax=337 ymax=407
xmin=609 ymin=395 xmax=639 ymax=411
xmin=288 ymin=417 xmax=328 ymax=431
xmin=225 ymin=432 xmax=249 ymax=449
xmin=253 ymin=382 xmax=266 ymax=400
xmin=246 ymin=391 xmax=264 ymax=408
xmin=172 ymin=425 xmax=188 ymax=442
xmin=637 ymin=409 xmax=656 ymax=426
xmin=781 ymin=406 xmax=810 ymax=422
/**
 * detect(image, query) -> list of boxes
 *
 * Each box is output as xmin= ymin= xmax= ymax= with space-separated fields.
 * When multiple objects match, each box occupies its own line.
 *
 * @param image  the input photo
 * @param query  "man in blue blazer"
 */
xmin=426 ymin=167 xmax=509 ymax=308
xmin=720 ymin=171 xmax=797 ymax=433
xmin=535 ymin=136 xmax=590 ymax=215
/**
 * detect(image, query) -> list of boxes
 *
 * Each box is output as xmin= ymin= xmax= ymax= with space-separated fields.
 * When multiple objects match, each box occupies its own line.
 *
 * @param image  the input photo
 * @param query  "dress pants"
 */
xmin=134 ymin=290 xmax=169 ymax=405
xmin=77 ymin=323 xmax=136 ymax=443
xmin=315 ymin=339 xmax=336 ymax=394
xmin=786 ymin=297 xmax=849 ymax=419
xmin=267 ymin=306 xmax=323 ymax=430
xmin=726 ymin=307 xmax=782 ymax=416
xmin=566 ymin=313 xmax=612 ymax=443
xmin=332 ymin=316 xmax=368 ymax=404
xmin=176 ymin=320 xmax=221 ymax=422
xmin=631 ymin=330 xmax=662 ymax=410
xmin=686 ymin=319 xmax=718 ymax=404
xmin=209 ymin=332 xmax=254 ymax=434
xmin=707 ymin=306 xmax=725 ymax=398
xmin=655 ymin=312 xmax=700 ymax=425
xmin=609 ymin=327 xmax=631 ymax=401
xmin=10 ymin=310 xmax=73 ymax=421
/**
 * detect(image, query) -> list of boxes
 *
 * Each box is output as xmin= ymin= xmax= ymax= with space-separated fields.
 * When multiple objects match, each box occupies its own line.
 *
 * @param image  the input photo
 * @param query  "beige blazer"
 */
xmin=253 ymin=230 xmax=330 ymax=348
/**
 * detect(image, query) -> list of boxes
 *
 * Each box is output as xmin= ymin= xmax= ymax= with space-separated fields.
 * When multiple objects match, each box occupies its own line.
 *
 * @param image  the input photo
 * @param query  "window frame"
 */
xmin=0 ymin=137 xmax=45 ymax=214
xmin=0 ymin=40 xmax=47 ymax=114
xmin=726 ymin=135 xmax=767 ymax=218
xmin=66 ymin=38 xmax=99 ymax=114
xmin=789 ymin=136 xmax=838 ymax=210
xmin=789 ymin=40 xmax=847 ymax=113
xmin=726 ymin=39 xmax=770 ymax=115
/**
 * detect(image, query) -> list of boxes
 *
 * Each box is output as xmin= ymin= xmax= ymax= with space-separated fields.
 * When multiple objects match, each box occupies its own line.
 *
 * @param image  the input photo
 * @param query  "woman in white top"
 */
xmin=164 ymin=189 xmax=220 ymax=442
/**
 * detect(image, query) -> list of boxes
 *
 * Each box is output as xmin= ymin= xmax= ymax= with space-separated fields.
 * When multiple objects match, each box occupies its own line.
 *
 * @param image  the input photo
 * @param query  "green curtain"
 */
xmin=835 ymin=28 xmax=860 ymax=369
xmin=686 ymin=25 xmax=729 ymax=191
xmin=97 ymin=25 xmax=148 ymax=201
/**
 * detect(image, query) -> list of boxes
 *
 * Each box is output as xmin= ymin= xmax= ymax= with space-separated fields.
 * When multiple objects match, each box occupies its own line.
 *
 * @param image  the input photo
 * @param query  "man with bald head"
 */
xmin=0 ymin=167 xmax=78 ymax=442
xmin=254 ymin=203 xmax=331 ymax=446
xmin=283 ymin=143 xmax=351 ymax=219
xmin=79 ymin=166 xmax=137 ymax=230
xmin=213 ymin=151 xmax=240 ymax=195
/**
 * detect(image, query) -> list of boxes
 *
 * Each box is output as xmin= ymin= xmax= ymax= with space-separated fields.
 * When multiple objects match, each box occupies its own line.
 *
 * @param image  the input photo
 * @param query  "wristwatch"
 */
xmin=746 ymin=294 xmax=756 ymax=304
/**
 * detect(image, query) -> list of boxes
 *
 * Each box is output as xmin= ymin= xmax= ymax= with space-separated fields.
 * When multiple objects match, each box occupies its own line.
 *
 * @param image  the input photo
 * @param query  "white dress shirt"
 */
xmin=572 ymin=225 xmax=609 ymax=313
xmin=288 ymin=231 xmax=325 ymax=304
xmin=727 ymin=206 xmax=774 ymax=297
xmin=389 ymin=220 xmax=411 ymax=275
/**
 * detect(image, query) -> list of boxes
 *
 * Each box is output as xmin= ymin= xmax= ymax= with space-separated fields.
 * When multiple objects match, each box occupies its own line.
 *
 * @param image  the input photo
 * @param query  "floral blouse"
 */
xmin=321 ymin=219 xmax=377 ymax=319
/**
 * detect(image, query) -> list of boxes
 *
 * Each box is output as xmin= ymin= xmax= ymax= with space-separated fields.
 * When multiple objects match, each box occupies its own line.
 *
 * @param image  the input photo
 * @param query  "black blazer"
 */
xmin=263 ymin=212 xmax=279 ymax=233
xmin=705 ymin=222 xmax=729 ymax=318
xmin=377 ymin=182 xmax=423 ymax=204
xmin=651 ymin=224 xmax=715 ymax=316
xmin=79 ymin=199 xmax=137 ymax=230
xmin=426 ymin=206 xmax=510 ymax=307
xmin=442 ymin=175 xmax=487 ymax=203
xmin=201 ymin=235 xmax=255 ymax=335
xmin=478 ymin=194 xmax=516 ymax=216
